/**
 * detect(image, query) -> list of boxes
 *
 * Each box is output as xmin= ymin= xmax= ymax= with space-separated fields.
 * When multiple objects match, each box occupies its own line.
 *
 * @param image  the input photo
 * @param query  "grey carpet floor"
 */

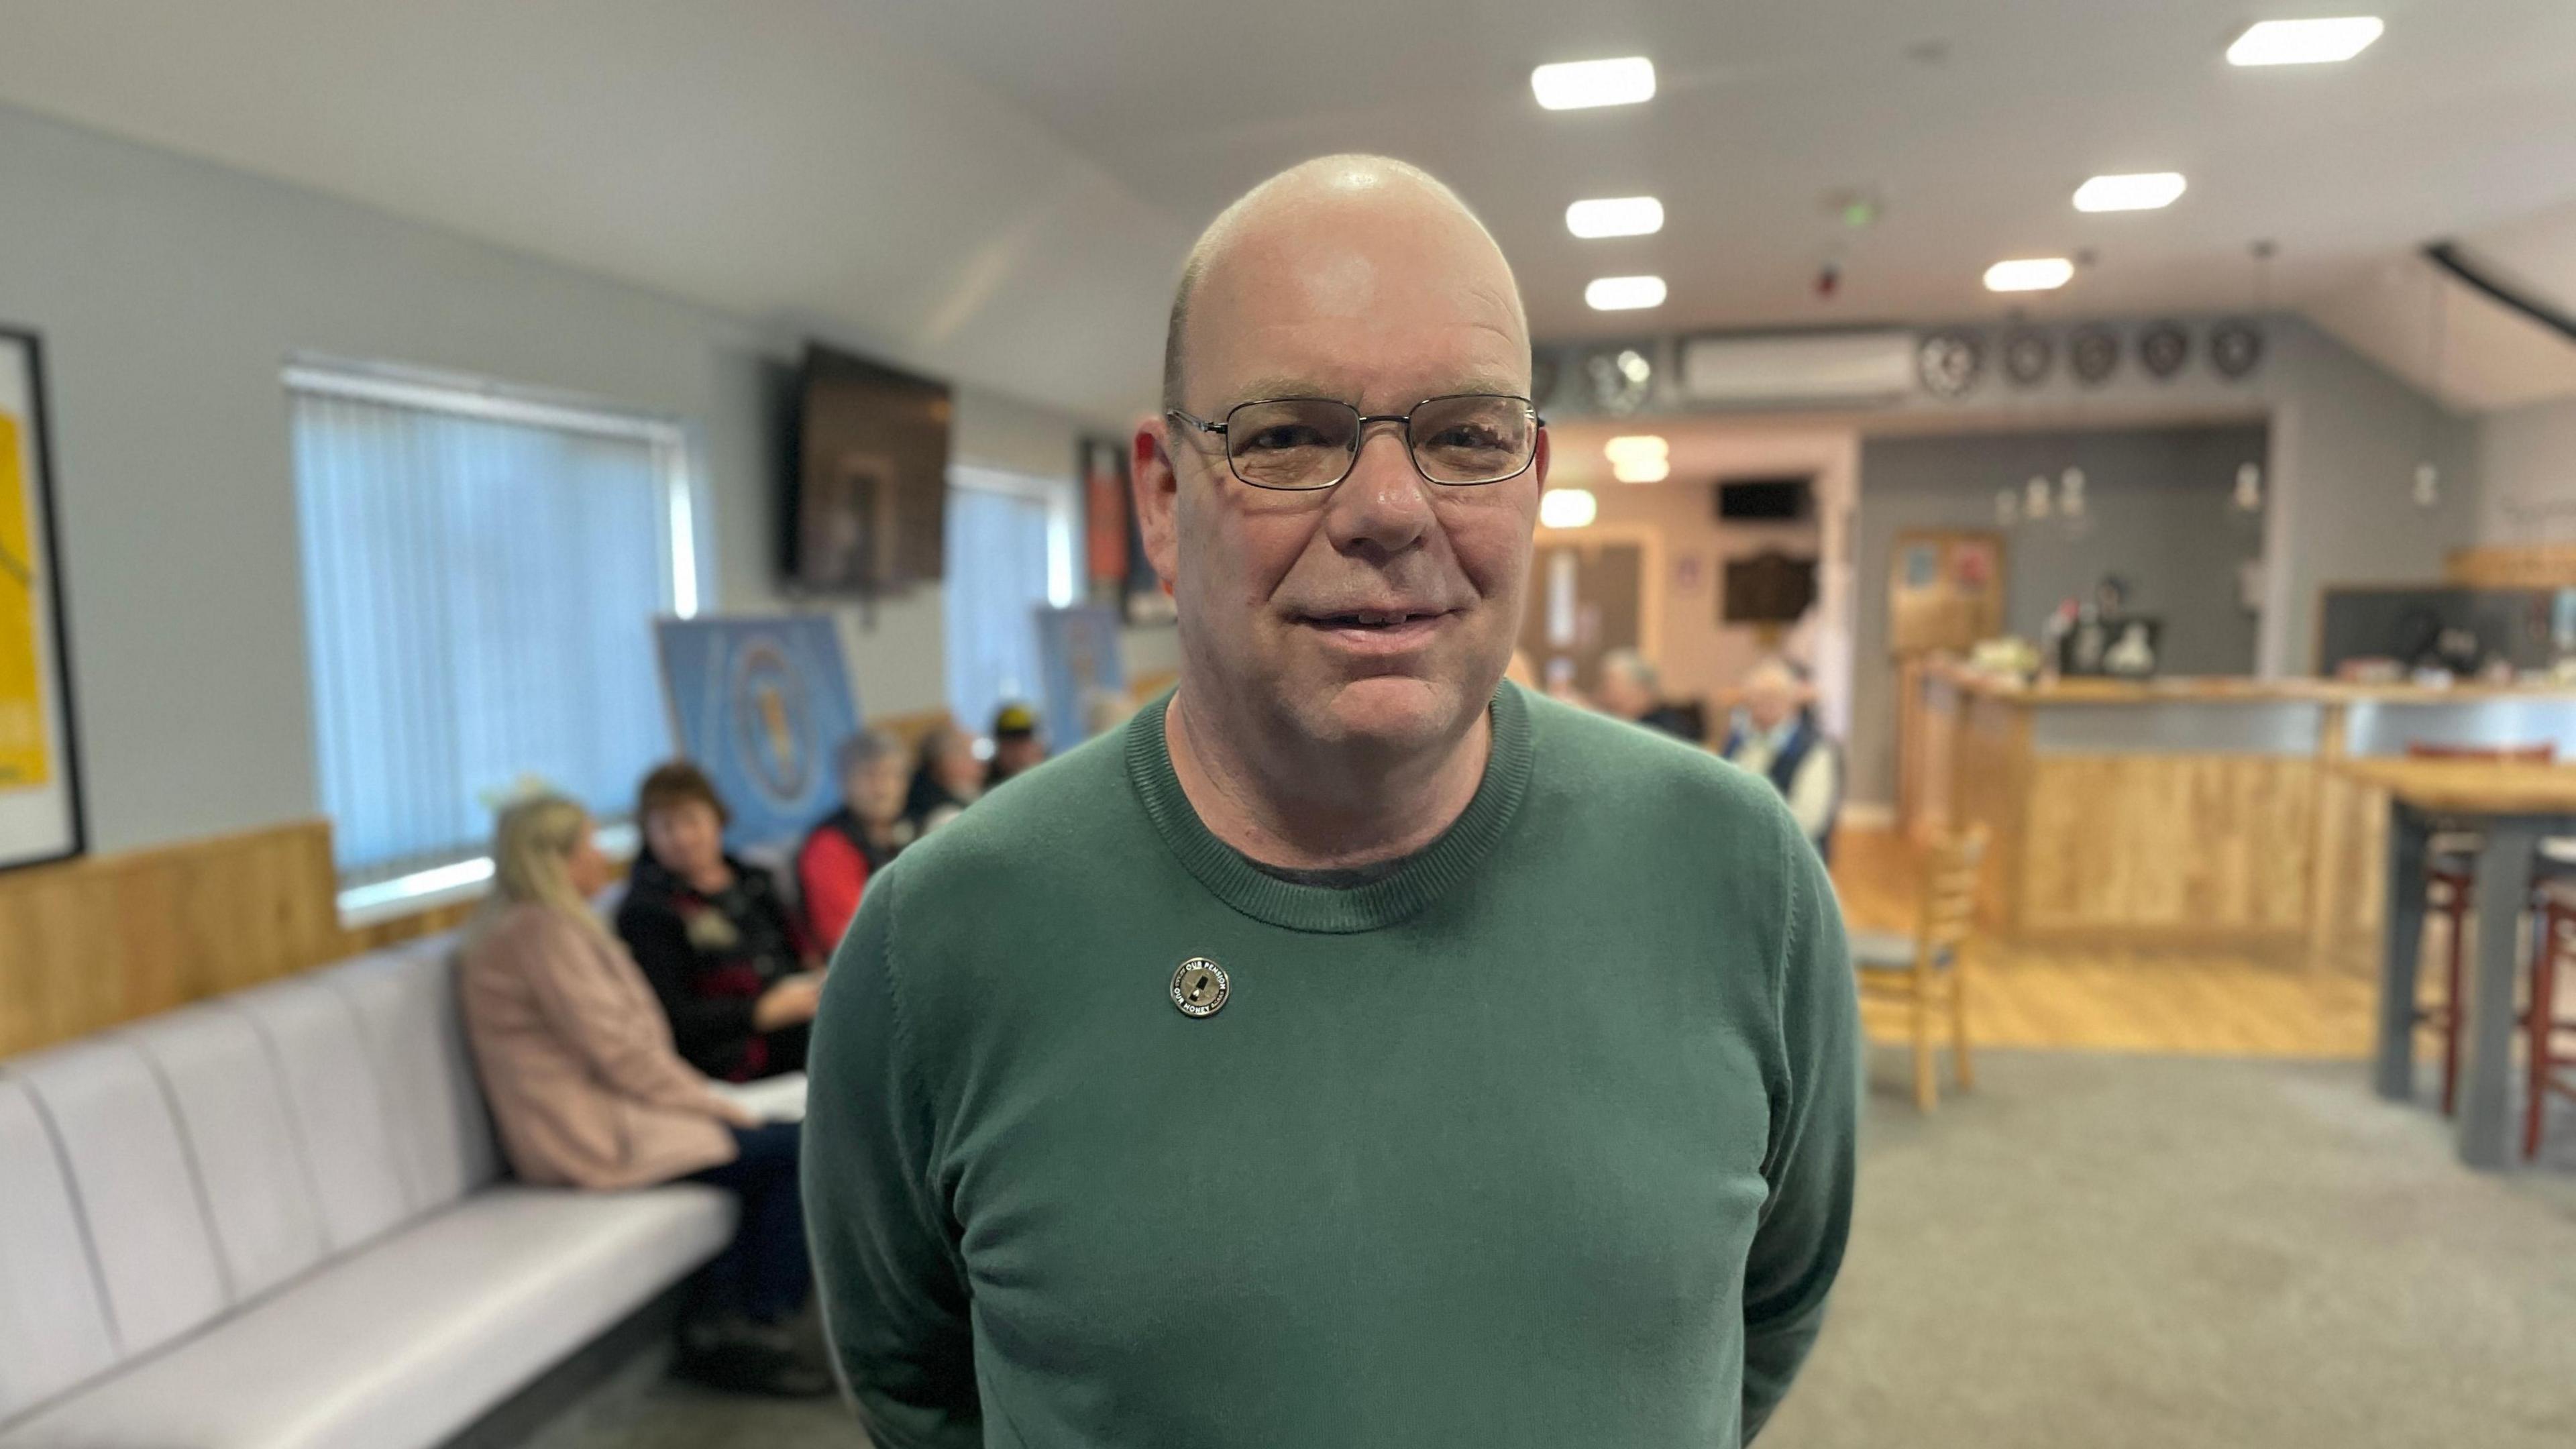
xmin=539 ymin=1049 xmax=2576 ymax=1448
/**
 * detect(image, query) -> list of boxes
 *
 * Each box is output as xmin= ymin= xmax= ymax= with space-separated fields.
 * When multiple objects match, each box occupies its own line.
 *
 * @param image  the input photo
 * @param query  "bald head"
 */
xmin=1161 ymin=155 xmax=1529 ymax=413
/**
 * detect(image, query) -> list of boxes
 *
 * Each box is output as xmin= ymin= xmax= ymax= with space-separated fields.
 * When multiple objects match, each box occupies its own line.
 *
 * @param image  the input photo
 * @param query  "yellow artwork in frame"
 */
xmin=1 ymin=323 xmax=80 ymax=869
xmin=0 ymin=409 xmax=51 ymax=790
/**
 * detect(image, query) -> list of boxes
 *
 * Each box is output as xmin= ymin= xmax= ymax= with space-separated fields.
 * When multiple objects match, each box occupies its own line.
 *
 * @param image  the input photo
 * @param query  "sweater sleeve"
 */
xmin=799 ymin=828 xmax=869 ymax=955
xmin=616 ymin=896 xmax=759 ymax=1076
xmin=1739 ymin=814 xmax=1860 ymax=1442
xmin=804 ymin=870 xmax=982 ymax=1449
xmin=512 ymin=912 xmax=733 ymax=1120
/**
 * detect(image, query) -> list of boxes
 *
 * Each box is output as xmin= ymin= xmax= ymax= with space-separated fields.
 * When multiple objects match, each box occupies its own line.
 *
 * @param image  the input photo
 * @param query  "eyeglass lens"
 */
xmin=1224 ymin=396 xmax=1533 ymax=490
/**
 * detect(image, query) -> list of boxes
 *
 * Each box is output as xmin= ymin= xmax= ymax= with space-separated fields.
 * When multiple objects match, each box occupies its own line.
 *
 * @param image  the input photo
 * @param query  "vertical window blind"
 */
xmin=943 ymin=470 xmax=1069 ymax=735
xmin=288 ymin=367 xmax=695 ymax=885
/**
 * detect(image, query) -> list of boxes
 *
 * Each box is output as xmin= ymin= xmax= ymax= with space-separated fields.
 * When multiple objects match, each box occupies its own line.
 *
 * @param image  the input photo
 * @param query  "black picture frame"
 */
xmin=0 ymin=325 xmax=85 ymax=871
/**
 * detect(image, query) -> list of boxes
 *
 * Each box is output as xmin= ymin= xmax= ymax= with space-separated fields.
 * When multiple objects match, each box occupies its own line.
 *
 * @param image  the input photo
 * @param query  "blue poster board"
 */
xmin=1032 ymin=604 xmax=1126 ymax=750
xmin=654 ymin=616 xmax=859 ymax=848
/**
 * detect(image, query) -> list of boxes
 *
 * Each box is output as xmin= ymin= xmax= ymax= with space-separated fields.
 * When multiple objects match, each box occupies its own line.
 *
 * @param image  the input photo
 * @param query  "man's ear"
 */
xmin=1531 ymin=424 xmax=1550 ymax=489
xmin=1132 ymin=418 xmax=1182 ymax=593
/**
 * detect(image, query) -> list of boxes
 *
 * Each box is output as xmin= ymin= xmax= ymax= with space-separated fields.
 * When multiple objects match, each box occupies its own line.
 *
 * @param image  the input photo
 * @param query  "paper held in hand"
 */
xmin=709 ymin=1072 xmax=808 ymax=1124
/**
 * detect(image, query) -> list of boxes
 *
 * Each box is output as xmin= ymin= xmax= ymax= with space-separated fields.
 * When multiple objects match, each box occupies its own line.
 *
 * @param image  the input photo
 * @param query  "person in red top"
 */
xmin=797 ymin=729 xmax=912 ymax=950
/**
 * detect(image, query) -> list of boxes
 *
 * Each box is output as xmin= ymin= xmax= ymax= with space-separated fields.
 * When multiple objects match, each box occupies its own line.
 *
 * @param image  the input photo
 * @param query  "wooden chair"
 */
xmin=2406 ymin=741 xmax=2559 ymax=1114
xmin=1851 ymin=826 xmax=1988 ymax=1111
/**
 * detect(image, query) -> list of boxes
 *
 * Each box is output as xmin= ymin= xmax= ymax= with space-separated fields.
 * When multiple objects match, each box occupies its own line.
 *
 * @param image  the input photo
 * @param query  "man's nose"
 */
xmin=1322 ymin=422 xmax=1434 ymax=559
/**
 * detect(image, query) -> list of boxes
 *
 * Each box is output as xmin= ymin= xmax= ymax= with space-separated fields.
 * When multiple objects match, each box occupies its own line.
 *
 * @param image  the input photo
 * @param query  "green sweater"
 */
xmin=805 ymin=683 xmax=1858 ymax=1448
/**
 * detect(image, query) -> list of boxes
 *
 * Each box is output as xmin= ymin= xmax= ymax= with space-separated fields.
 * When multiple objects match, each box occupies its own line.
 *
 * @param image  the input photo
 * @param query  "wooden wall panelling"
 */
xmin=1 ymin=820 xmax=345 ymax=1059
xmin=2446 ymin=544 xmax=2576 ymax=590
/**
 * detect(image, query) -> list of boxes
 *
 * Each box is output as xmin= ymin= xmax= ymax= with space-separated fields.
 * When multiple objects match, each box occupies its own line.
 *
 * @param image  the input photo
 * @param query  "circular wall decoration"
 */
xmin=1917 ymin=329 xmax=1985 ymax=399
xmin=2070 ymin=325 xmax=2121 ymax=387
xmin=2139 ymin=321 xmax=2190 ymax=380
xmin=1585 ymin=347 xmax=1654 ymax=415
xmin=2002 ymin=329 xmax=2054 ymax=388
xmin=2209 ymin=319 xmax=2265 ymax=380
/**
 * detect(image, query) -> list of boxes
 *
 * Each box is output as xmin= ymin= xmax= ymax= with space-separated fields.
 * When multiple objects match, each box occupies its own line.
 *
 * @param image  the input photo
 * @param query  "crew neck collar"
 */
xmin=1124 ymin=682 xmax=1535 ymax=934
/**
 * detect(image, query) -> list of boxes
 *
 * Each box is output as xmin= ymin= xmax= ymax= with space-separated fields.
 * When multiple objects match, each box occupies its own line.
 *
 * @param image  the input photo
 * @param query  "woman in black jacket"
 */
xmin=614 ymin=761 xmax=820 ymax=1081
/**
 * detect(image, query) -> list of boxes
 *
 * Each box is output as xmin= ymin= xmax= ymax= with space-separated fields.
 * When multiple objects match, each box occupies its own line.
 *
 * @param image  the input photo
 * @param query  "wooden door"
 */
xmin=1522 ymin=538 xmax=1644 ymax=697
xmin=1888 ymin=529 xmax=2005 ymax=657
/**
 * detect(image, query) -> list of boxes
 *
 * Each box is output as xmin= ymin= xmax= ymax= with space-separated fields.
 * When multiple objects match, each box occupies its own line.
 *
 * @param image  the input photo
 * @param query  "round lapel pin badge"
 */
xmin=1170 ymin=957 xmax=1229 ymax=1018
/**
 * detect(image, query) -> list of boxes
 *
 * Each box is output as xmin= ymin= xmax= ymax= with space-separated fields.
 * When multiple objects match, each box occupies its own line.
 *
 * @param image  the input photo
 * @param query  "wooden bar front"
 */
xmin=1897 ymin=661 xmax=2576 ymax=966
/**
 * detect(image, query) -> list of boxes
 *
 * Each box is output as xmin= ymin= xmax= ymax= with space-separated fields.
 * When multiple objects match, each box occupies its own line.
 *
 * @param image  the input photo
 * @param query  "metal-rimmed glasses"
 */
xmin=1166 ymin=393 xmax=1542 ymax=492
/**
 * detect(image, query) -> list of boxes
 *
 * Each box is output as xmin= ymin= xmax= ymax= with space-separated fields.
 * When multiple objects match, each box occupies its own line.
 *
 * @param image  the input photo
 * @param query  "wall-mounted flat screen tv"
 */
xmin=1715 ymin=476 xmax=1813 ymax=523
xmin=788 ymin=345 xmax=951 ymax=593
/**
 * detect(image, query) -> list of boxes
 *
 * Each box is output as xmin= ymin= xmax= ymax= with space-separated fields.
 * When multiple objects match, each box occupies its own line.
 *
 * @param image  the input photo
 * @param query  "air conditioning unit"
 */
xmin=1679 ymin=331 xmax=1916 ymax=407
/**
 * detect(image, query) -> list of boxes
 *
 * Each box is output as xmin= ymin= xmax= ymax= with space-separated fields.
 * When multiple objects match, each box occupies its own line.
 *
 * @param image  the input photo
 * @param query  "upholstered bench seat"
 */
xmin=0 ymin=1185 xmax=729 ymax=1449
xmin=0 ymin=938 xmax=735 ymax=1449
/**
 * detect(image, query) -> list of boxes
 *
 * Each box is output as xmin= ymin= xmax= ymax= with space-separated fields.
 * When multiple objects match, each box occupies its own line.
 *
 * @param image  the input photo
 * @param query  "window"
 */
xmin=943 ymin=466 xmax=1076 ymax=735
xmin=287 ymin=364 xmax=700 ymax=907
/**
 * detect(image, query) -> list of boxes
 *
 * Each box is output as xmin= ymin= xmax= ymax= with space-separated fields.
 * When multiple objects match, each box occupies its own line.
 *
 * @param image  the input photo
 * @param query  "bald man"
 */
xmin=806 ymin=156 xmax=1857 ymax=1448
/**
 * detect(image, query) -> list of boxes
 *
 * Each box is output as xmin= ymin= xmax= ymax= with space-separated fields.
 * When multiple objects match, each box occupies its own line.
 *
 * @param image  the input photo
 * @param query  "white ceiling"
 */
xmin=1 ymin=0 xmax=2571 ymax=421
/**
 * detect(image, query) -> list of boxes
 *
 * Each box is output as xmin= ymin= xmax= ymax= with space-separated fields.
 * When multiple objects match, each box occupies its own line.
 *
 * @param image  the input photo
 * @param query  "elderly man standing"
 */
xmin=805 ymin=156 xmax=1857 ymax=1448
xmin=1722 ymin=659 xmax=1843 ymax=861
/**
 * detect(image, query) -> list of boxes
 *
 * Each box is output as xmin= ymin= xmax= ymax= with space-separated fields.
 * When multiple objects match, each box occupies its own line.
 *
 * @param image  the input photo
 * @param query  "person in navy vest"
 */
xmin=1721 ymin=659 xmax=1841 ymax=861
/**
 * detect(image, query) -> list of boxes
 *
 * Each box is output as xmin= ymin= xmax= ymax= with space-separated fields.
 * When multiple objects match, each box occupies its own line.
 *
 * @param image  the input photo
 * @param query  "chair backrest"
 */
xmin=2406 ymin=741 xmax=2557 ymax=763
xmin=1918 ymin=825 xmax=1989 ymax=955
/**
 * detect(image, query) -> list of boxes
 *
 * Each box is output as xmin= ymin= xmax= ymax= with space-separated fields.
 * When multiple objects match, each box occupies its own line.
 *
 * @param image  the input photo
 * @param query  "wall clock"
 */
xmin=2070 ymin=325 xmax=2121 ymax=387
xmin=2002 ymin=329 xmax=2053 ymax=387
xmin=2139 ymin=321 xmax=2189 ymax=380
xmin=1917 ymin=329 xmax=1984 ymax=399
xmin=2209 ymin=319 xmax=2264 ymax=380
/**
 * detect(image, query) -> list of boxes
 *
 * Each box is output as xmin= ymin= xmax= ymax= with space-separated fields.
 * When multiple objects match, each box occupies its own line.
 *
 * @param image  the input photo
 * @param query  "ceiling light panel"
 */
xmin=1983 ymin=258 xmax=2075 ymax=292
xmin=2073 ymin=172 xmax=2187 ymax=213
xmin=1566 ymin=196 xmax=1666 ymax=238
xmin=1532 ymin=58 xmax=1657 ymax=110
xmin=2226 ymin=17 xmax=2383 ymax=66
xmin=1586 ymin=275 xmax=1668 ymax=310
xmin=1540 ymin=488 xmax=1600 ymax=528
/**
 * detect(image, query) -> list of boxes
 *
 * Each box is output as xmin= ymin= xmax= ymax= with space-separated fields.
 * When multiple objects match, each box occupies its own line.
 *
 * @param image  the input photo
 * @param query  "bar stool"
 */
xmin=2408 ymin=741 xmax=2567 ymax=1114
xmin=2528 ymin=885 xmax=2576 ymax=1160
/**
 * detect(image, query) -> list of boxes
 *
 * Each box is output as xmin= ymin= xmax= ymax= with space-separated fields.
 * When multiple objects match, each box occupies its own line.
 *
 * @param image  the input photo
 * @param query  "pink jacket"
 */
xmin=458 ymin=903 xmax=739 ymax=1190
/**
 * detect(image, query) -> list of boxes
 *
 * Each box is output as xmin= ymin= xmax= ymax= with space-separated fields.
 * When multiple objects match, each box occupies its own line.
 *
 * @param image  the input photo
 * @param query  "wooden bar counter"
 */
xmin=1894 ymin=659 xmax=2576 ymax=964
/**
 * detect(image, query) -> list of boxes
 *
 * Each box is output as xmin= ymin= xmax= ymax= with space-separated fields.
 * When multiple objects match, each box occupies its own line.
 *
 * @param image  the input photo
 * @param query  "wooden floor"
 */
xmin=1834 ymin=828 xmax=2379 ymax=1059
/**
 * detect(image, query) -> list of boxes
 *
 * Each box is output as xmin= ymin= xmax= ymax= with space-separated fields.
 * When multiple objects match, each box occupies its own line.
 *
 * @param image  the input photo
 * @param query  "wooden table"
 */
xmin=2341 ymin=759 xmax=2576 ymax=1169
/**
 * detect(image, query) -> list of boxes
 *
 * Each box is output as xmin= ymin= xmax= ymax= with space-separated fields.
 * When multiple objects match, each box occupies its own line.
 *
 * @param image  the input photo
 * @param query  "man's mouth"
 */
xmin=1297 ymin=606 xmax=1456 ymax=653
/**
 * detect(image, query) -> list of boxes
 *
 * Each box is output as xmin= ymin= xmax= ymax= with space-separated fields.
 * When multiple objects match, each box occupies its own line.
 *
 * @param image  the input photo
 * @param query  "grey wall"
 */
xmin=0 ymin=101 xmax=1157 ymax=853
xmin=2255 ymin=319 xmax=2483 ymax=678
xmin=1848 ymin=424 xmax=2269 ymax=808
xmin=2474 ymin=394 xmax=2576 ymax=543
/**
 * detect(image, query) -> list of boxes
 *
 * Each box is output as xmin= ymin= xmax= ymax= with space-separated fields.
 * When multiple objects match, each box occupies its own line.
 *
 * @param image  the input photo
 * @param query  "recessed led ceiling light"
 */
xmin=1585 ymin=274 xmax=1668 ymax=310
xmin=1612 ymin=458 xmax=1672 ymax=484
xmin=2226 ymin=17 xmax=2383 ymax=66
xmin=2074 ymin=172 xmax=2187 ymax=213
xmin=1983 ymin=257 xmax=2075 ymax=292
xmin=1566 ymin=196 xmax=1666 ymax=238
xmin=1603 ymin=435 xmax=1669 ymax=462
xmin=1532 ymin=58 xmax=1657 ymax=111
xmin=1539 ymin=488 xmax=1600 ymax=528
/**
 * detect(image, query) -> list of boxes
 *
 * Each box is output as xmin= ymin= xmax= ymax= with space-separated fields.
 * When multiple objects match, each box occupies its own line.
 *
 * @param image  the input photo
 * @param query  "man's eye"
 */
xmin=1431 ymin=425 xmax=1507 ymax=450
xmin=1242 ymin=425 xmax=1330 ymax=452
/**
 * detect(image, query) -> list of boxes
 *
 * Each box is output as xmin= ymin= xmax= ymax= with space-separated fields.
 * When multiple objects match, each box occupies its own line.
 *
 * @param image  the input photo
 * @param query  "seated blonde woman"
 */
xmin=458 ymin=794 xmax=826 ymax=1397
